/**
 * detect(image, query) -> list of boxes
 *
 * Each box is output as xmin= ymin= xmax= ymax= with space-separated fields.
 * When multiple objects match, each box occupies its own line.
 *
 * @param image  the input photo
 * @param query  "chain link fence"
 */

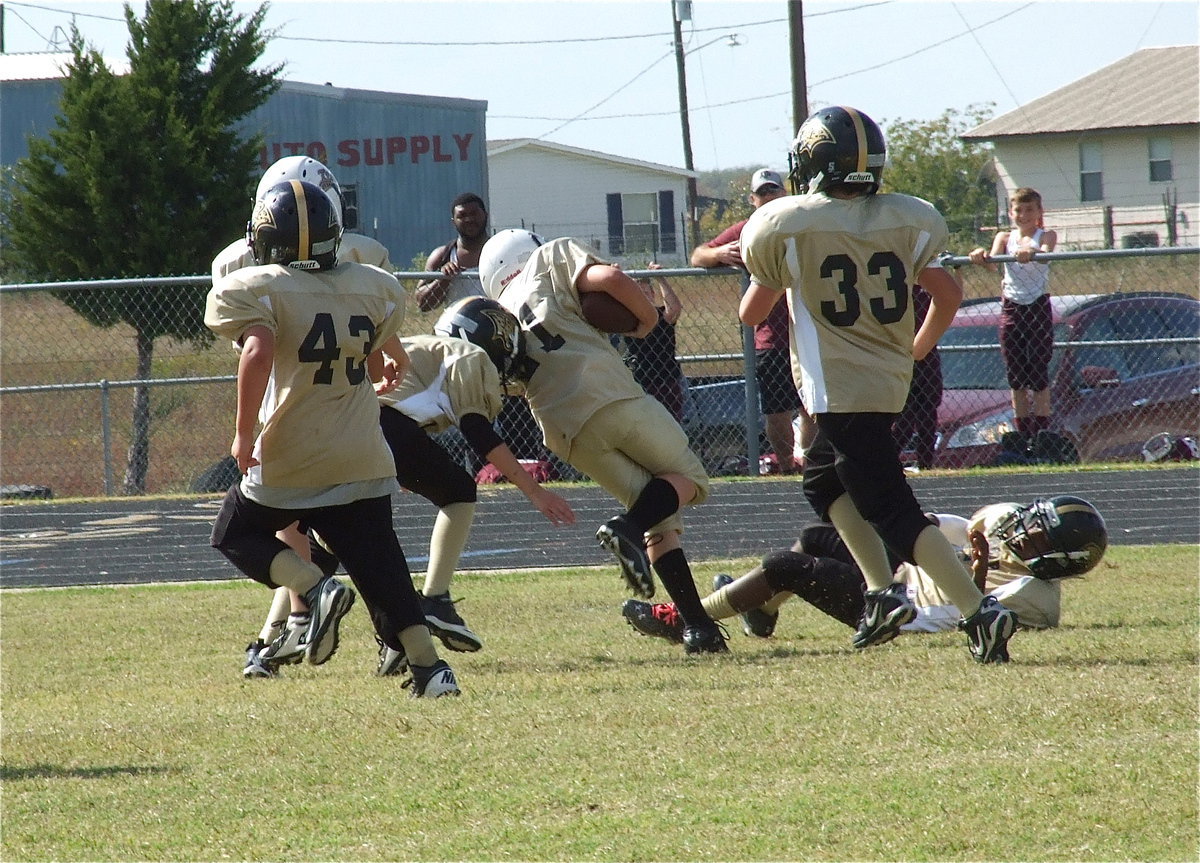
xmin=1 ymin=248 xmax=1196 ymax=499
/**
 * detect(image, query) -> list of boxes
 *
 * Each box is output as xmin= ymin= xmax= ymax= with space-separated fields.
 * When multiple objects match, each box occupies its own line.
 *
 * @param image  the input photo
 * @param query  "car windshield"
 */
xmin=939 ymin=325 xmax=1069 ymax=390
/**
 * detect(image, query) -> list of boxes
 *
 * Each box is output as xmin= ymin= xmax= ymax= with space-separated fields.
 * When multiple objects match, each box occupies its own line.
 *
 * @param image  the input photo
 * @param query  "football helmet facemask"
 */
xmin=249 ymin=180 xmax=342 ymax=271
xmin=255 ymin=156 xmax=356 ymax=230
xmin=994 ymin=495 xmax=1108 ymax=579
xmin=435 ymin=296 xmax=530 ymax=384
xmin=1141 ymin=432 xmax=1200 ymax=463
xmin=478 ymin=228 xmax=544 ymax=300
xmin=788 ymin=105 xmax=886 ymax=195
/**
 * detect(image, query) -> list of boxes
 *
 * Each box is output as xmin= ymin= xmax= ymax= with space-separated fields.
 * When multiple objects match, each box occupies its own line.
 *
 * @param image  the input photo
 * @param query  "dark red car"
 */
xmin=915 ymin=291 xmax=1200 ymax=468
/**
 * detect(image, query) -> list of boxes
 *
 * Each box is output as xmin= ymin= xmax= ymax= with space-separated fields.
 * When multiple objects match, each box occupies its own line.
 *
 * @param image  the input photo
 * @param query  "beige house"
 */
xmin=486 ymin=139 xmax=695 ymax=264
xmin=963 ymin=46 xmax=1199 ymax=249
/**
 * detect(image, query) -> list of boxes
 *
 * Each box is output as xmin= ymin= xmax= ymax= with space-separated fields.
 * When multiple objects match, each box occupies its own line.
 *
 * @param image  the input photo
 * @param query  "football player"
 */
xmin=621 ymin=496 xmax=1108 ymax=652
xmin=213 ymin=156 xmax=398 ymax=679
xmin=212 ymin=155 xmax=393 ymax=278
xmin=206 ymin=179 xmax=460 ymax=698
xmin=260 ymin=323 xmax=577 ymax=678
xmin=739 ymin=105 xmax=1018 ymax=662
xmin=455 ymin=230 xmax=727 ymax=654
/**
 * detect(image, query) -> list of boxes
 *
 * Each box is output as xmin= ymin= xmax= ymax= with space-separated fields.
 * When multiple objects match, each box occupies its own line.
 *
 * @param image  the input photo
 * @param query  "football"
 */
xmin=580 ymin=291 xmax=639 ymax=334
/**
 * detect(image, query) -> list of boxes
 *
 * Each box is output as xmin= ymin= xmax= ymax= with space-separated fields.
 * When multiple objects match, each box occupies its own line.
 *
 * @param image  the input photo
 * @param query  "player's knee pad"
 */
xmin=761 ymin=549 xmax=816 ymax=593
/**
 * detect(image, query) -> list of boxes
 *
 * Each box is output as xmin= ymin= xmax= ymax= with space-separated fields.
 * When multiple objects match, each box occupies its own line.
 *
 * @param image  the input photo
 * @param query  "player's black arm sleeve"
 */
xmin=460 ymin=412 xmax=505 ymax=459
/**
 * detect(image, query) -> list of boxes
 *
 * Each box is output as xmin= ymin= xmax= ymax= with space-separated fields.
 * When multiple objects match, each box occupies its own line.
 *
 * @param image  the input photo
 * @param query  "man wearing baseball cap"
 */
xmin=691 ymin=168 xmax=813 ymax=489
xmin=750 ymin=168 xmax=785 ymax=195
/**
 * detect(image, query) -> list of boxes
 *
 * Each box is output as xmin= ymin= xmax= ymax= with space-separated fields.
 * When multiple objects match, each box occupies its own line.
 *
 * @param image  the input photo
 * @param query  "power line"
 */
xmin=493 ymin=3 xmax=1024 ymax=124
xmin=5 ymin=0 xmax=890 ymax=48
xmin=534 ymin=47 xmax=677 ymax=141
xmin=5 ymin=1 xmax=123 ymax=23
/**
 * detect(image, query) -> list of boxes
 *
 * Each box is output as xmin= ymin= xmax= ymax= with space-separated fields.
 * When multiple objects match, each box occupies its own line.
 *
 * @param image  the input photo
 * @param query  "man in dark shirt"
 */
xmin=691 ymin=169 xmax=812 ymax=474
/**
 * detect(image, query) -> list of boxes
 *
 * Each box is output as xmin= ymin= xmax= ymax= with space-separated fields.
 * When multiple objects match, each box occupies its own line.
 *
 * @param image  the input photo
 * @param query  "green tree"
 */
xmin=879 ymin=104 xmax=997 ymax=252
xmin=1 ymin=0 xmax=280 ymax=494
xmin=696 ymin=170 xmax=757 ymax=240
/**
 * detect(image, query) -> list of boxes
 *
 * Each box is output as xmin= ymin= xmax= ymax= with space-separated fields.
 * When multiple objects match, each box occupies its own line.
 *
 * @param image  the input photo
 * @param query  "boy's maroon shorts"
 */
xmin=1000 ymin=294 xmax=1053 ymax=390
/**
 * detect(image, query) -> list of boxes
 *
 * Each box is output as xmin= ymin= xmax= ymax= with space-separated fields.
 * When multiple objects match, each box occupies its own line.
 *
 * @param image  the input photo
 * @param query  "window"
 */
xmin=1149 ymin=137 xmax=1173 ymax=182
xmin=606 ymin=190 xmax=676 ymax=256
xmin=1079 ymin=141 xmax=1103 ymax=202
xmin=621 ymin=193 xmax=659 ymax=257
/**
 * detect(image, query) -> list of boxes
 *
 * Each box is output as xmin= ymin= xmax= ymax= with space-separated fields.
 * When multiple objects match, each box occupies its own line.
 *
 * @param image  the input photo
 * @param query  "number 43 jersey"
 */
xmin=205 ymin=261 xmax=406 ymax=488
xmin=741 ymin=192 xmax=949 ymax=414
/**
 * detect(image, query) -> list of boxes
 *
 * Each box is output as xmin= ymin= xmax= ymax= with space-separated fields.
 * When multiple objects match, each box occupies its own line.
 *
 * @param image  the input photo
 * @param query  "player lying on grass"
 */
xmin=622 ymin=496 xmax=1108 ymax=660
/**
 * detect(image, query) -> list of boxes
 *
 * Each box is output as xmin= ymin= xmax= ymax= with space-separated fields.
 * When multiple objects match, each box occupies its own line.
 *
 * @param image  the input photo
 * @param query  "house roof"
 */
xmin=487 ymin=137 xmax=694 ymax=178
xmin=962 ymin=45 xmax=1199 ymax=140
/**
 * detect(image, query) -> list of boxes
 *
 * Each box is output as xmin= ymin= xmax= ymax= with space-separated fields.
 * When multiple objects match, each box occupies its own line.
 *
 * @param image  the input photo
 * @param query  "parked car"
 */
xmin=912 ymin=291 xmax=1200 ymax=468
xmin=680 ymin=375 xmax=768 ymax=474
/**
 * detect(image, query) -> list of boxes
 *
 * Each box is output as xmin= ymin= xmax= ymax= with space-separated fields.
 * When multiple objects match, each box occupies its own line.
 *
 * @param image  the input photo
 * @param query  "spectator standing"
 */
xmin=415 ymin=192 xmax=490 ymax=312
xmin=968 ymin=187 xmax=1058 ymax=448
xmin=691 ymin=168 xmax=813 ymax=474
xmin=624 ymin=263 xmax=685 ymax=422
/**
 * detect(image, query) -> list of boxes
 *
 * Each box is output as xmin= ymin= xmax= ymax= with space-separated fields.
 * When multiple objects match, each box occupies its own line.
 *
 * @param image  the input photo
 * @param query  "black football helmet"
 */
xmin=249 ymin=179 xmax=342 ymax=270
xmin=994 ymin=496 xmax=1108 ymax=579
xmin=434 ymin=296 xmax=530 ymax=384
xmin=788 ymin=105 xmax=886 ymax=195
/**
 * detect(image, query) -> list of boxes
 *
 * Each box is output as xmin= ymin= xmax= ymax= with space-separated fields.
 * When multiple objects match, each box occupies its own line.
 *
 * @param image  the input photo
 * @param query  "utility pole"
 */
xmin=671 ymin=0 xmax=699 ymax=252
xmin=789 ymin=1 xmax=808 ymax=135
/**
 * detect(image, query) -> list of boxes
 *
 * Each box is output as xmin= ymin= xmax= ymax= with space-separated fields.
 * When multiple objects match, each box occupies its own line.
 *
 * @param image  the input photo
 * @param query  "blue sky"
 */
xmin=3 ymin=1 xmax=1196 ymax=172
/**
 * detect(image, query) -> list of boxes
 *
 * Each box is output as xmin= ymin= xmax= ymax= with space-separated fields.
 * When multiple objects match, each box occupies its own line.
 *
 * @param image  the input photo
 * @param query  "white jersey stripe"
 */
xmin=911 ymin=229 xmax=931 ymax=264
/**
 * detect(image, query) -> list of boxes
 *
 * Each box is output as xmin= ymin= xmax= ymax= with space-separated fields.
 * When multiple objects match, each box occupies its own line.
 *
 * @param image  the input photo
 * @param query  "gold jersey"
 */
xmin=900 ymin=503 xmax=1062 ymax=631
xmin=741 ymin=192 xmax=950 ymax=413
xmin=493 ymin=237 xmax=648 ymax=453
xmin=205 ymin=261 xmax=406 ymax=488
xmin=211 ymin=232 xmax=394 ymax=280
xmin=378 ymin=334 xmax=504 ymax=433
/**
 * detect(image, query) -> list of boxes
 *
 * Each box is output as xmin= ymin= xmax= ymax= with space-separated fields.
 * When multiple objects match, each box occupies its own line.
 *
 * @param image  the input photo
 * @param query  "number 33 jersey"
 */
xmin=205 ymin=261 xmax=406 ymax=487
xmin=741 ymin=193 xmax=949 ymax=414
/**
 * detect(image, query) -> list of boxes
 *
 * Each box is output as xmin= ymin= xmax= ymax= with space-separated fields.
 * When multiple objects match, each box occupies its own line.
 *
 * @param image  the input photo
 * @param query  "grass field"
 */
xmin=2 ymin=544 xmax=1196 ymax=862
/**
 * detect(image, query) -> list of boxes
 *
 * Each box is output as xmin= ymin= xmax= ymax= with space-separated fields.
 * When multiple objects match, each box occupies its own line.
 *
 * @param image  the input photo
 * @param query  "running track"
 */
xmin=2 ymin=468 xmax=1196 ymax=589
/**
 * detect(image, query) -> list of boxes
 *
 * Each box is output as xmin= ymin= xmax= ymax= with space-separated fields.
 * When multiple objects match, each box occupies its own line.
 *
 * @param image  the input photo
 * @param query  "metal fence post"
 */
xmin=739 ymin=272 xmax=761 ymax=476
xmin=100 ymin=379 xmax=114 ymax=496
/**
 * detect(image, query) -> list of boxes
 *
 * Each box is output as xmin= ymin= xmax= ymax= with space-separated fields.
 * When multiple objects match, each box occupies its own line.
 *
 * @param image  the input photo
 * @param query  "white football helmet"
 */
xmin=255 ymin=156 xmax=344 ymax=225
xmin=478 ymin=228 xmax=544 ymax=299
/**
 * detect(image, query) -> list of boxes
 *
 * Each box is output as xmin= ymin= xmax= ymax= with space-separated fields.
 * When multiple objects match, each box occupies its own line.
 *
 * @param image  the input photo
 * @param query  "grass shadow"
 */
xmin=0 ymin=763 xmax=173 ymax=781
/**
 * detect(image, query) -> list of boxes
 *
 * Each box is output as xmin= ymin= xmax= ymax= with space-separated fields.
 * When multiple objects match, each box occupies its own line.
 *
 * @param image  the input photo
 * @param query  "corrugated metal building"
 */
xmin=1 ymin=53 xmax=488 ymax=270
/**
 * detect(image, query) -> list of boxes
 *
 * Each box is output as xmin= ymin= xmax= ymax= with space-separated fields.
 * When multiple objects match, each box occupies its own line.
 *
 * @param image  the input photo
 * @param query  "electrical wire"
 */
xmin=3 ymin=0 xmax=889 ymax=48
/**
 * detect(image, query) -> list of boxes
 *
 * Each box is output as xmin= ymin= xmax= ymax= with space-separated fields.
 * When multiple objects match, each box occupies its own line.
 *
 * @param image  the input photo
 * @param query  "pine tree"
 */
xmin=1 ymin=0 xmax=280 ymax=493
